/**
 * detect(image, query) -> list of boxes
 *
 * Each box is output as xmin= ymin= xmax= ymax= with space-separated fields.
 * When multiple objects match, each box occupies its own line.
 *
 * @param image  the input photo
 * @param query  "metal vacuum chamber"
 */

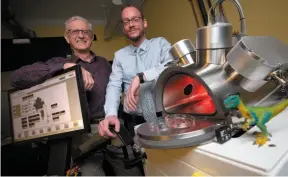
xmin=136 ymin=1 xmax=288 ymax=149
xmin=137 ymin=35 xmax=288 ymax=149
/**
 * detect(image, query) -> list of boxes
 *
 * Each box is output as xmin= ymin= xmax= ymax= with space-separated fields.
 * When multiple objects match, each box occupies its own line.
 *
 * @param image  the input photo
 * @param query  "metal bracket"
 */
xmin=269 ymin=70 xmax=287 ymax=86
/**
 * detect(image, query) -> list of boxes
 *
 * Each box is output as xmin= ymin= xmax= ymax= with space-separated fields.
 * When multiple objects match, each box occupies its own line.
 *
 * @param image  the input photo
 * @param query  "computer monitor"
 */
xmin=8 ymin=65 xmax=90 ymax=143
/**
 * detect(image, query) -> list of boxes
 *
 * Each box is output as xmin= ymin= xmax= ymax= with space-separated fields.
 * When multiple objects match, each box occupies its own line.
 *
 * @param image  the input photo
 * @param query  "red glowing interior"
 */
xmin=163 ymin=74 xmax=216 ymax=115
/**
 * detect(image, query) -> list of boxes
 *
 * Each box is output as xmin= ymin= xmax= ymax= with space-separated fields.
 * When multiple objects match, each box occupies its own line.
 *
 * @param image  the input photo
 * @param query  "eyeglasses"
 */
xmin=67 ymin=29 xmax=92 ymax=37
xmin=122 ymin=17 xmax=142 ymax=26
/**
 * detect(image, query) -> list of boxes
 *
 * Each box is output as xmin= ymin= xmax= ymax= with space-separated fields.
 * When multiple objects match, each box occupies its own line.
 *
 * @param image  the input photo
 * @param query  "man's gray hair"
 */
xmin=65 ymin=16 xmax=92 ymax=30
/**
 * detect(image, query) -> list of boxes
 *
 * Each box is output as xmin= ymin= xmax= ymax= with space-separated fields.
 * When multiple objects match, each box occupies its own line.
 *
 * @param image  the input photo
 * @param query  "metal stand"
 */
xmin=46 ymin=138 xmax=72 ymax=176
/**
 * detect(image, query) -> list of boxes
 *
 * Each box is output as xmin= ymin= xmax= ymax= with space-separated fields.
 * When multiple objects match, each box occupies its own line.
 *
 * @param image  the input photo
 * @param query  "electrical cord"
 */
xmin=108 ymin=125 xmax=131 ymax=161
xmin=108 ymin=125 xmax=146 ymax=169
xmin=219 ymin=1 xmax=226 ymax=17
xmin=207 ymin=0 xmax=216 ymax=22
xmin=108 ymin=125 xmax=131 ymax=146
xmin=207 ymin=0 xmax=224 ymax=24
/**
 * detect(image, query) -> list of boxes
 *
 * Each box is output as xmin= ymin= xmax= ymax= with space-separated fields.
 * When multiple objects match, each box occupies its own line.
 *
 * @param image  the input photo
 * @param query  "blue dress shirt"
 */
xmin=104 ymin=37 xmax=173 ymax=117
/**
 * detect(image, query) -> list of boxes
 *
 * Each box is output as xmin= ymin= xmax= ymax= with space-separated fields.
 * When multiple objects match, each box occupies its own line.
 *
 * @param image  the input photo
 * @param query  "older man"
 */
xmin=10 ymin=16 xmax=111 ymax=176
xmin=11 ymin=16 xmax=111 ymax=119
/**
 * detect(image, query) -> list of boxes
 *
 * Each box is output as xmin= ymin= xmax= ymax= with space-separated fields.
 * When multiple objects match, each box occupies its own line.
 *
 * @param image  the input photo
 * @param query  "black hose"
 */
xmin=197 ymin=0 xmax=208 ymax=26
xmin=188 ymin=0 xmax=200 ymax=28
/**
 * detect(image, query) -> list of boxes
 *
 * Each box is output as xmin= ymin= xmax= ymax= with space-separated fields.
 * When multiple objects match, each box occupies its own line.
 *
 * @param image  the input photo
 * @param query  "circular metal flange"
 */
xmin=136 ymin=117 xmax=219 ymax=149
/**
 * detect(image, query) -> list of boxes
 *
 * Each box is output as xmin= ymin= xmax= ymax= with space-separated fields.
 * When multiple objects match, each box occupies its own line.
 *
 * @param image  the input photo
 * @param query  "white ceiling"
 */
xmin=9 ymin=0 xmax=117 ymax=26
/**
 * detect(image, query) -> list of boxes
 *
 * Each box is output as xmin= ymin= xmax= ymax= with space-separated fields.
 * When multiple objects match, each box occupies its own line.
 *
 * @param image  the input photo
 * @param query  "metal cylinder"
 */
xmin=197 ymin=48 xmax=227 ymax=65
xmin=196 ymin=22 xmax=232 ymax=50
xmin=240 ymin=78 xmax=267 ymax=92
xmin=227 ymin=36 xmax=288 ymax=81
xmin=169 ymin=39 xmax=196 ymax=66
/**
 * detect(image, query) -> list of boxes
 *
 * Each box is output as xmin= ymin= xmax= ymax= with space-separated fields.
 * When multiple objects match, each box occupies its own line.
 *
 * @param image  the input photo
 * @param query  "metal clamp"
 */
xmin=269 ymin=70 xmax=287 ymax=86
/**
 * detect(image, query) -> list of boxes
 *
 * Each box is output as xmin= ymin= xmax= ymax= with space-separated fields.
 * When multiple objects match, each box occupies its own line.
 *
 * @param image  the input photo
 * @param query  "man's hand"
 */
xmin=63 ymin=63 xmax=94 ymax=91
xmin=98 ymin=115 xmax=120 ymax=138
xmin=126 ymin=76 xmax=140 ymax=112
xmin=81 ymin=67 xmax=94 ymax=91
xmin=63 ymin=63 xmax=77 ymax=70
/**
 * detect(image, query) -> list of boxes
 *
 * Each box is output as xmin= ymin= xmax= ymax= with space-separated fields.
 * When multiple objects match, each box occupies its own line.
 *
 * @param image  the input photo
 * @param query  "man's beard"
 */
xmin=126 ymin=29 xmax=144 ymax=42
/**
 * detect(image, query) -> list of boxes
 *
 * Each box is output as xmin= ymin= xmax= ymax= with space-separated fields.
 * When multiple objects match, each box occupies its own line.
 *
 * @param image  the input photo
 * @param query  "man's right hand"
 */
xmin=63 ymin=63 xmax=94 ymax=91
xmin=63 ymin=63 xmax=77 ymax=70
xmin=98 ymin=115 xmax=120 ymax=138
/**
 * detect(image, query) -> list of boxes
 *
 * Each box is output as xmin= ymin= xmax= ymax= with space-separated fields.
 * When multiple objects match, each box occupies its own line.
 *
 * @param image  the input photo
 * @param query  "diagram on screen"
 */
xmin=11 ymin=82 xmax=76 ymax=140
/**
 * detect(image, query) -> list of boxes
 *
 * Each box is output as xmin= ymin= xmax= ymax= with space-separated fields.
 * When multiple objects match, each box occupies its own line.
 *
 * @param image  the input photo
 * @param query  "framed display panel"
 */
xmin=8 ymin=65 xmax=91 ymax=144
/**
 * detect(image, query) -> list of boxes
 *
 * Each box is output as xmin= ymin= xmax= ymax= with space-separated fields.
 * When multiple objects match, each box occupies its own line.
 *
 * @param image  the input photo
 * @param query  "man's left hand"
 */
xmin=126 ymin=76 xmax=140 ymax=112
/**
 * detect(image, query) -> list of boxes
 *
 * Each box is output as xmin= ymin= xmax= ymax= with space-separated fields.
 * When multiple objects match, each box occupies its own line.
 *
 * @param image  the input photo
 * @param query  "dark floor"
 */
xmin=1 ymin=142 xmax=49 ymax=176
xmin=1 ymin=142 xmax=116 ymax=176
